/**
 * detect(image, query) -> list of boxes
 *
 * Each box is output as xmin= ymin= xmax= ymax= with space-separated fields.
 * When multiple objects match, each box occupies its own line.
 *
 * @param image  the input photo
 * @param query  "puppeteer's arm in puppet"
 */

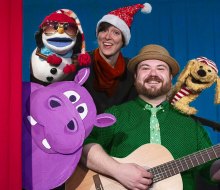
xmin=170 ymin=57 xmax=220 ymax=182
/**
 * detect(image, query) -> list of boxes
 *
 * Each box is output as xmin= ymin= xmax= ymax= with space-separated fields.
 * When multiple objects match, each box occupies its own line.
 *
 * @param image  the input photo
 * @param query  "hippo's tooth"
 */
xmin=27 ymin=115 xmax=37 ymax=126
xmin=42 ymin=139 xmax=51 ymax=149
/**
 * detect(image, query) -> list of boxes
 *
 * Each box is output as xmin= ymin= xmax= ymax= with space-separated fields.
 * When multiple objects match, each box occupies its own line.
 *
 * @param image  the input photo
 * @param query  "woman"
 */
xmin=82 ymin=3 xmax=152 ymax=113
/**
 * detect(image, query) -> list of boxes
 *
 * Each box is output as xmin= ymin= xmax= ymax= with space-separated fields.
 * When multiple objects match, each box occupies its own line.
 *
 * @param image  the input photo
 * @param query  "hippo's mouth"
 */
xmin=27 ymin=115 xmax=55 ymax=153
xmin=26 ymin=115 xmax=84 ymax=154
xmin=47 ymin=37 xmax=73 ymax=47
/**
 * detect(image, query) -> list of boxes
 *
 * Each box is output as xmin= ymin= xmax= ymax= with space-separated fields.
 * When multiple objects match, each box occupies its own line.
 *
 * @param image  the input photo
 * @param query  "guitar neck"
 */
xmin=148 ymin=144 xmax=220 ymax=183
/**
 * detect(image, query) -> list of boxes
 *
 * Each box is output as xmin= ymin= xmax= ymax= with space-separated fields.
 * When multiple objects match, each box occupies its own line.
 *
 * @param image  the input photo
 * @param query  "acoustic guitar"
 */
xmin=65 ymin=143 xmax=220 ymax=190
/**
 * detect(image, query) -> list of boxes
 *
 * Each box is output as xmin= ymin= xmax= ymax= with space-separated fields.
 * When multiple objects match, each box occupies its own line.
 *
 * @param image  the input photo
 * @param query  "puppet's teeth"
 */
xmin=42 ymin=139 xmax=51 ymax=149
xmin=27 ymin=115 xmax=37 ymax=126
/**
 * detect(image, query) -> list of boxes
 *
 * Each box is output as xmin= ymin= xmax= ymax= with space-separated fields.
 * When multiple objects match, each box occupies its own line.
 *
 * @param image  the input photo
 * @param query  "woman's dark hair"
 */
xmin=97 ymin=22 xmax=125 ymax=47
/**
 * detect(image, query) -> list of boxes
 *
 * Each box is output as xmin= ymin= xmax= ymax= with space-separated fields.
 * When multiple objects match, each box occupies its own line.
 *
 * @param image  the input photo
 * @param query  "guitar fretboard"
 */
xmin=148 ymin=144 xmax=220 ymax=183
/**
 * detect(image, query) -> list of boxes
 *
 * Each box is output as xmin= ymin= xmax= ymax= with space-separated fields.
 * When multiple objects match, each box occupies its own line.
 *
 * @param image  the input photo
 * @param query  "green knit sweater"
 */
xmin=85 ymin=97 xmax=216 ymax=189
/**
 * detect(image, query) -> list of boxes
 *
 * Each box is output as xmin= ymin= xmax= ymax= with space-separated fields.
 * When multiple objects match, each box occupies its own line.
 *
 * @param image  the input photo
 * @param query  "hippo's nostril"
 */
xmin=197 ymin=69 xmax=206 ymax=77
xmin=67 ymin=120 xmax=75 ymax=130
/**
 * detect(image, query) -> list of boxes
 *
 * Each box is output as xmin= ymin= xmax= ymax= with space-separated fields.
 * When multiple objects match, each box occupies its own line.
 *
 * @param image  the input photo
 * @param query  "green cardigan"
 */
xmin=85 ymin=97 xmax=216 ymax=190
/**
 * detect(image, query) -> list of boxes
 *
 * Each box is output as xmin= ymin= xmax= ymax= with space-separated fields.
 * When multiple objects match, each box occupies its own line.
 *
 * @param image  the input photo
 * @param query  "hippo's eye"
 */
xmin=63 ymin=91 xmax=80 ymax=104
xmin=76 ymin=103 xmax=88 ymax=120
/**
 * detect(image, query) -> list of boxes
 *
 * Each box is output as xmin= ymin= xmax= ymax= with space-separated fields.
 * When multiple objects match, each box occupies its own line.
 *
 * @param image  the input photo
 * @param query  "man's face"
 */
xmin=97 ymin=25 xmax=123 ymax=58
xmin=135 ymin=59 xmax=172 ymax=99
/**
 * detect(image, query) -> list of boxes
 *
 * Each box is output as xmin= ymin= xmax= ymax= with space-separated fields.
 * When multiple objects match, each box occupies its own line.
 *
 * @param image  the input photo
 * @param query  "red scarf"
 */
xmin=93 ymin=48 xmax=125 ymax=97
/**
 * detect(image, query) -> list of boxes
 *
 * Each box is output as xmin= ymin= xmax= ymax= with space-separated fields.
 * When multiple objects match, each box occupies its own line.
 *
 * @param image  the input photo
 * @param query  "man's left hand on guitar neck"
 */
xmin=210 ymin=159 xmax=220 ymax=182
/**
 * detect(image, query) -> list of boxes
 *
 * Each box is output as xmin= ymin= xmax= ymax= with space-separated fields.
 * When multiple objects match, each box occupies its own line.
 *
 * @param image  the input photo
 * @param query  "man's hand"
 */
xmin=115 ymin=163 xmax=153 ymax=190
xmin=211 ymin=159 xmax=220 ymax=182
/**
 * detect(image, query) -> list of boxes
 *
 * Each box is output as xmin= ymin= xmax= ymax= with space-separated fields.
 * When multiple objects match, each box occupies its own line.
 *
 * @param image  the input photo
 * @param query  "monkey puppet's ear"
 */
xmin=215 ymin=77 xmax=220 ymax=104
xmin=174 ymin=59 xmax=195 ymax=91
xmin=177 ymin=60 xmax=195 ymax=83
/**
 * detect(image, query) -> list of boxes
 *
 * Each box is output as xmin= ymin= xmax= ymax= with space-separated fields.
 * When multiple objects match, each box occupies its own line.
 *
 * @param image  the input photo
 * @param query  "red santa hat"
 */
xmin=96 ymin=2 xmax=152 ymax=46
xmin=196 ymin=56 xmax=218 ymax=73
xmin=40 ymin=9 xmax=90 ymax=67
xmin=40 ymin=9 xmax=76 ymax=25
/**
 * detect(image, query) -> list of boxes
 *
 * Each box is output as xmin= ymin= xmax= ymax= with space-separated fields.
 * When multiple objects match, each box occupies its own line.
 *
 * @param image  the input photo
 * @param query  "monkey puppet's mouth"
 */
xmin=191 ymin=75 xmax=209 ymax=84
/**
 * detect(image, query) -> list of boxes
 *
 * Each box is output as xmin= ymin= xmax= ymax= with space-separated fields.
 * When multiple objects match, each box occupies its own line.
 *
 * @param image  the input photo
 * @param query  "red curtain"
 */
xmin=0 ymin=0 xmax=22 ymax=189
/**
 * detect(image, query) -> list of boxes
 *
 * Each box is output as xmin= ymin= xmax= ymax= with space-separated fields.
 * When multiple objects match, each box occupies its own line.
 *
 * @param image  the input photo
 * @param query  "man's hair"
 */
xmin=97 ymin=22 xmax=125 ymax=46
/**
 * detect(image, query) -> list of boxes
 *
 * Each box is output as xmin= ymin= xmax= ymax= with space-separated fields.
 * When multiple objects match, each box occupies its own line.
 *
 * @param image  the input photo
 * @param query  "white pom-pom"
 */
xmin=141 ymin=3 xmax=152 ymax=14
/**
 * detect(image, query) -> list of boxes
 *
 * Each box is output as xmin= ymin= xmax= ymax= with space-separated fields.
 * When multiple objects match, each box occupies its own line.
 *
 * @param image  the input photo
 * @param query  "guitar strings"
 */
xmin=148 ymin=144 xmax=220 ymax=182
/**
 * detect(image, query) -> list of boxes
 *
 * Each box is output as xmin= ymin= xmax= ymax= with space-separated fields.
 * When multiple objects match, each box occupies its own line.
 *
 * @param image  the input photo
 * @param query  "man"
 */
xmin=82 ymin=44 xmax=220 ymax=190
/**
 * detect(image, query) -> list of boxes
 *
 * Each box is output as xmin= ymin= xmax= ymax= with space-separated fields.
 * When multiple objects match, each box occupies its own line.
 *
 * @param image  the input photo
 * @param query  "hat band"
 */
xmin=128 ymin=53 xmax=179 ymax=76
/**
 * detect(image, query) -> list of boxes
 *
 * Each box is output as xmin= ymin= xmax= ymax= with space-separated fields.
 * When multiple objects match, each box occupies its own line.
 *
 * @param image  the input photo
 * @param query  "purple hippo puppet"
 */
xmin=22 ymin=68 xmax=116 ymax=190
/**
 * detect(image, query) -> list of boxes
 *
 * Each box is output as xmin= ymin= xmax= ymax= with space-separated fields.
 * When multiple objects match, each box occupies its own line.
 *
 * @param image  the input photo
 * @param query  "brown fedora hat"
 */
xmin=127 ymin=44 xmax=180 ymax=76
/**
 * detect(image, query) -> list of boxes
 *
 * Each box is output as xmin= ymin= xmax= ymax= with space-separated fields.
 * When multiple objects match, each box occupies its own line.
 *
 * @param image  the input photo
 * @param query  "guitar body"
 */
xmin=65 ymin=144 xmax=183 ymax=190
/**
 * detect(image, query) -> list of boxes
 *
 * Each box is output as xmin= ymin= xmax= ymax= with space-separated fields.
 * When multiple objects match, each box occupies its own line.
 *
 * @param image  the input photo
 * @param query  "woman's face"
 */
xmin=97 ymin=25 xmax=123 ymax=58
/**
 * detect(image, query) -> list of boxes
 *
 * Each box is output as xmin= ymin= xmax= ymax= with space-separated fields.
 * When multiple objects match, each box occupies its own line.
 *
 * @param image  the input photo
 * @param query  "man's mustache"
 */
xmin=144 ymin=76 xmax=162 ymax=83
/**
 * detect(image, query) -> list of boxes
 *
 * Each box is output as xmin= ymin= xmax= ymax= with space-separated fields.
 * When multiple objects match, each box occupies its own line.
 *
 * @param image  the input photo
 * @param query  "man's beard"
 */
xmin=135 ymin=76 xmax=172 ymax=99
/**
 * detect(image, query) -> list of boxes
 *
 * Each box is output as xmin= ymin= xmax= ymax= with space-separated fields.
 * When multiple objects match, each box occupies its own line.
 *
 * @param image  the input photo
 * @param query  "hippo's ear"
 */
xmin=30 ymin=82 xmax=44 ymax=92
xmin=74 ymin=68 xmax=90 ymax=86
xmin=22 ymin=82 xmax=44 ymax=94
xmin=94 ymin=113 xmax=116 ymax=128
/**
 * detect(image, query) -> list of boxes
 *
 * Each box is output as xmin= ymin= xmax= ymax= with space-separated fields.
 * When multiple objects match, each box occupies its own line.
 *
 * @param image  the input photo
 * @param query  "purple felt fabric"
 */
xmin=22 ymin=68 xmax=116 ymax=190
